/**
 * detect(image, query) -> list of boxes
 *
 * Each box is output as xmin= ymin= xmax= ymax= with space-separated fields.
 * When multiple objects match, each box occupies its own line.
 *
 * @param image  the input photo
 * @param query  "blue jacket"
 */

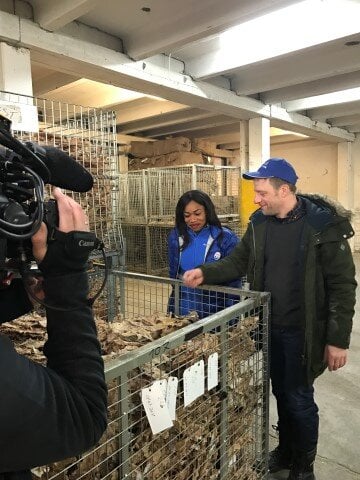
xmin=168 ymin=225 xmax=240 ymax=318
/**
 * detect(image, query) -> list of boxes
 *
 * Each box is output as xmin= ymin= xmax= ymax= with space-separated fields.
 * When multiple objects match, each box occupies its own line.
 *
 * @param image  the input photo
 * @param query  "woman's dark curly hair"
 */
xmin=175 ymin=190 xmax=222 ymax=250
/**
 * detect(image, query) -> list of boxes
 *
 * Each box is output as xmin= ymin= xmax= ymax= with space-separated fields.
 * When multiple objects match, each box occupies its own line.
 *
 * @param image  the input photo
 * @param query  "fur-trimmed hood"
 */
xmin=299 ymin=193 xmax=353 ymax=220
xmin=299 ymin=193 xmax=355 ymax=240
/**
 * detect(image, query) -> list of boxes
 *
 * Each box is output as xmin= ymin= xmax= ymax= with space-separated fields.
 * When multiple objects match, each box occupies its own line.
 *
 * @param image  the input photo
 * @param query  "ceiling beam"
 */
xmin=328 ymin=115 xmax=360 ymax=127
xmin=347 ymin=123 xmax=360 ymax=133
xmin=261 ymin=70 xmax=360 ymax=104
xmin=283 ymin=87 xmax=360 ymax=112
xmin=0 ymin=10 xmax=353 ymax=142
xmin=32 ymin=71 xmax=80 ymax=96
xmin=141 ymin=115 xmax=237 ymax=138
xmin=114 ymin=98 xmax=187 ymax=124
xmin=117 ymin=108 xmax=215 ymax=134
xmin=231 ymin=37 xmax=360 ymax=96
xmin=185 ymin=123 xmax=242 ymax=139
xmin=270 ymin=134 xmax=310 ymax=145
xmin=33 ymin=0 xmax=101 ymax=31
xmin=269 ymin=105 xmax=353 ymax=142
xmin=1 ymin=12 xmax=270 ymax=116
xmin=309 ymin=101 xmax=360 ymax=121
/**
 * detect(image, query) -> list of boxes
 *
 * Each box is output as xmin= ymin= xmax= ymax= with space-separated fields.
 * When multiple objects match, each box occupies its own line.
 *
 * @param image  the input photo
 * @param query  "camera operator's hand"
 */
xmin=31 ymin=188 xmax=93 ymax=277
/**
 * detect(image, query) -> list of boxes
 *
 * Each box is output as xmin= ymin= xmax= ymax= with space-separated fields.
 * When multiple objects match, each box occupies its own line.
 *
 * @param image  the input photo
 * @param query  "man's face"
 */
xmin=253 ymin=178 xmax=283 ymax=216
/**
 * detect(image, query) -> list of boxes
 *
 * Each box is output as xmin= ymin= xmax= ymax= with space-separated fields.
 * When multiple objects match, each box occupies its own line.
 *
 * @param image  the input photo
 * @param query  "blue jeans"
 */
xmin=270 ymin=326 xmax=319 ymax=453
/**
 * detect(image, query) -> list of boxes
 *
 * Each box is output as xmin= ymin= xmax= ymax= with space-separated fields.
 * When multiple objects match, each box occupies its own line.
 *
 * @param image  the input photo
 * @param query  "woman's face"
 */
xmin=183 ymin=200 xmax=207 ymax=232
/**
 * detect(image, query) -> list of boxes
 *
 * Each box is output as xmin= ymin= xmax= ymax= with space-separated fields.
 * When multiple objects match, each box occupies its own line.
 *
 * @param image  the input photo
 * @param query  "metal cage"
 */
xmin=0 ymin=90 xmax=122 ymax=252
xmin=119 ymin=165 xmax=241 ymax=274
xmin=35 ymin=272 xmax=270 ymax=480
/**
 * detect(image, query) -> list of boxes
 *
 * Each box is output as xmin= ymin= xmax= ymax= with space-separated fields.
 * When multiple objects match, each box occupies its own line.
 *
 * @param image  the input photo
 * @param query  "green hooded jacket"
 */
xmin=200 ymin=194 xmax=357 ymax=384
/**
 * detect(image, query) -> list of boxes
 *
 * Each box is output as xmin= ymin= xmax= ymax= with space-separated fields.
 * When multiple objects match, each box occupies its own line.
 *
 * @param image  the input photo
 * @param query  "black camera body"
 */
xmin=0 ymin=114 xmax=58 ymax=284
xmin=2 ymin=198 xmax=59 ymax=253
xmin=43 ymin=199 xmax=59 ymax=234
xmin=0 ymin=114 xmax=106 ymax=306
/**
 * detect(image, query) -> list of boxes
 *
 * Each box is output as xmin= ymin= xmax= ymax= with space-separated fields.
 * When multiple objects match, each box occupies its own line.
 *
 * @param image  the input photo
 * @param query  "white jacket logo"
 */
xmin=214 ymin=251 xmax=221 ymax=260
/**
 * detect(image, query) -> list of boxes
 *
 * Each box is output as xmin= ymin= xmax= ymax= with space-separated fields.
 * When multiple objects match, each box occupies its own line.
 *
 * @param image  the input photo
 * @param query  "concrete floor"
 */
xmin=269 ymin=252 xmax=360 ymax=480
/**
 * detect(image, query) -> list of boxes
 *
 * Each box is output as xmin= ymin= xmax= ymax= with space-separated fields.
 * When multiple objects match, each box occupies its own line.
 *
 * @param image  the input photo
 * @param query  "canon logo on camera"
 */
xmin=78 ymin=240 xmax=95 ymax=247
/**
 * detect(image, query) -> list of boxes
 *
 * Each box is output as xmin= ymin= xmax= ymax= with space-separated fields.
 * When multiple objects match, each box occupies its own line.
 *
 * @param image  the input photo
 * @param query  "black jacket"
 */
xmin=200 ymin=194 xmax=357 ymax=384
xmin=0 ymin=272 xmax=108 ymax=477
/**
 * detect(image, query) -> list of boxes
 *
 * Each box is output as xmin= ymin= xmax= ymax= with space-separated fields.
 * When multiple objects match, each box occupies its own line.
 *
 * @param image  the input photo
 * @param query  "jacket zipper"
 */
xmin=176 ymin=229 xmax=221 ymax=275
xmin=251 ymin=221 xmax=256 ymax=286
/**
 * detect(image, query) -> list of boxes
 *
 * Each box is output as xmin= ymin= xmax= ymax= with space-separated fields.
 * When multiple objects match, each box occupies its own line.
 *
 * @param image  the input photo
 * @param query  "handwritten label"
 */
xmin=183 ymin=360 xmax=205 ymax=407
xmin=0 ymin=101 xmax=39 ymax=133
xmin=141 ymin=383 xmax=173 ymax=434
xmin=166 ymin=376 xmax=178 ymax=420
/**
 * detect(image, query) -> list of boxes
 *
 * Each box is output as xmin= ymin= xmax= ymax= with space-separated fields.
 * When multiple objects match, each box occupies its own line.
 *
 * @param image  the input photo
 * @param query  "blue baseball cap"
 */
xmin=242 ymin=158 xmax=298 ymax=185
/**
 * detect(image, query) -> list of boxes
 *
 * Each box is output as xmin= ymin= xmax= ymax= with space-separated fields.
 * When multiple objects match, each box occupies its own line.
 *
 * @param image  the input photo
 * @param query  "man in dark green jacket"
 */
xmin=183 ymin=158 xmax=356 ymax=480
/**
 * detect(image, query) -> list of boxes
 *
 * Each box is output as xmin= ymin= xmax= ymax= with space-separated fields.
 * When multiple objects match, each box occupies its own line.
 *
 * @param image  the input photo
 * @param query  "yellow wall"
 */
xmin=271 ymin=139 xmax=338 ymax=197
xmin=240 ymin=177 xmax=257 ymax=227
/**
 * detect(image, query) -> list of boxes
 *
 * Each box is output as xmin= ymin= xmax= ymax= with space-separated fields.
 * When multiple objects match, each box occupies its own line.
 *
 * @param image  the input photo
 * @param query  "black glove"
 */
xmin=38 ymin=230 xmax=99 ymax=277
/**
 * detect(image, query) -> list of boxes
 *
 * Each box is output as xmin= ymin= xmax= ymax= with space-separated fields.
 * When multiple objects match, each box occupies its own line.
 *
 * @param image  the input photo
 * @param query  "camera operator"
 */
xmin=0 ymin=187 xmax=108 ymax=478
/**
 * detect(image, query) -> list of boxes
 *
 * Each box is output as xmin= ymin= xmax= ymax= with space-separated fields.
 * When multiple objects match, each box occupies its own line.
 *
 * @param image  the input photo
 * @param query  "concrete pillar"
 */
xmin=248 ymin=117 xmax=270 ymax=171
xmin=337 ymin=142 xmax=353 ymax=210
xmin=239 ymin=120 xmax=249 ymax=172
xmin=240 ymin=117 xmax=270 ymax=229
xmin=0 ymin=42 xmax=33 ymax=96
xmin=119 ymin=154 xmax=128 ymax=173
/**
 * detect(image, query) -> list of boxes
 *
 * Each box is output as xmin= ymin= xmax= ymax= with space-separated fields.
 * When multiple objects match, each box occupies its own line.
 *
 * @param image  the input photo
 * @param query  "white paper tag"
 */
xmin=207 ymin=352 xmax=219 ymax=390
xmin=166 ymin=376 xmax=178 ymax=420
xmin=141 ymin=383 xmax=173 ymax=434
xmin=183 ymin=360 xmax=205 ymax=407
xmin=153 ymin=379 xmax=168 ymax=398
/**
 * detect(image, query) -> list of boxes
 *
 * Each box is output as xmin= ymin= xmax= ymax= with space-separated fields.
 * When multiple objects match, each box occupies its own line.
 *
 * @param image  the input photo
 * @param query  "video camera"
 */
xmin=0 ymin=113 xmax=105 ymax=305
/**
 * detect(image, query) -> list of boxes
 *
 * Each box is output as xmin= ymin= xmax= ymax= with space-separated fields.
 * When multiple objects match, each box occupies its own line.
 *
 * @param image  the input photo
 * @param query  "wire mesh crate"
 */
xmin=119 ymin=164 xmax=240 ymax=224
xmin=36 ymin=272 xmax=270 ymax=480
xmin=121 ymin=223 xmax=171 ymax=276
xmin=118 ymin=164 xmax=240 ymax=274
xmin=0 ymin=90 xmax=122 ymax=252
xmin=121 ymin=218 xmax=241 ymax=277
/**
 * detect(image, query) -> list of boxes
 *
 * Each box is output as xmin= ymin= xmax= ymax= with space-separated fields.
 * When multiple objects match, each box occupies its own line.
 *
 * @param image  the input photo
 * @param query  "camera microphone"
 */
xmin=25 ymin=143 xmax=94 ymax=193
xmin=0 ymin=141 xmax=94 ymax=193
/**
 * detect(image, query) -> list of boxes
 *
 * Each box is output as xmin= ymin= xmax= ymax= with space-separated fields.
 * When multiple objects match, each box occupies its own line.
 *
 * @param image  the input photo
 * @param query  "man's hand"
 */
xmin=182 ymin=268 xmax=204 ymax=287
xmin=324 ymin=344 xmax=348 ymax=371
xmin=31 ymin=188 xmax=90 ymax=264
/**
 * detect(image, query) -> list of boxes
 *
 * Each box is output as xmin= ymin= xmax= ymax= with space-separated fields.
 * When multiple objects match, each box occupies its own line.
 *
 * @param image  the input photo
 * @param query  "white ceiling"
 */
xmin=2 ymin=0 xmax=360 ymax=146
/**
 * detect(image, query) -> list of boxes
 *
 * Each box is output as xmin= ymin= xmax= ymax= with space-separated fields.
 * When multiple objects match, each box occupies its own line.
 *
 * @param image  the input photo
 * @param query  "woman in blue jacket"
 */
xmin=168 ymin=190 xmax=240 ymax=319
